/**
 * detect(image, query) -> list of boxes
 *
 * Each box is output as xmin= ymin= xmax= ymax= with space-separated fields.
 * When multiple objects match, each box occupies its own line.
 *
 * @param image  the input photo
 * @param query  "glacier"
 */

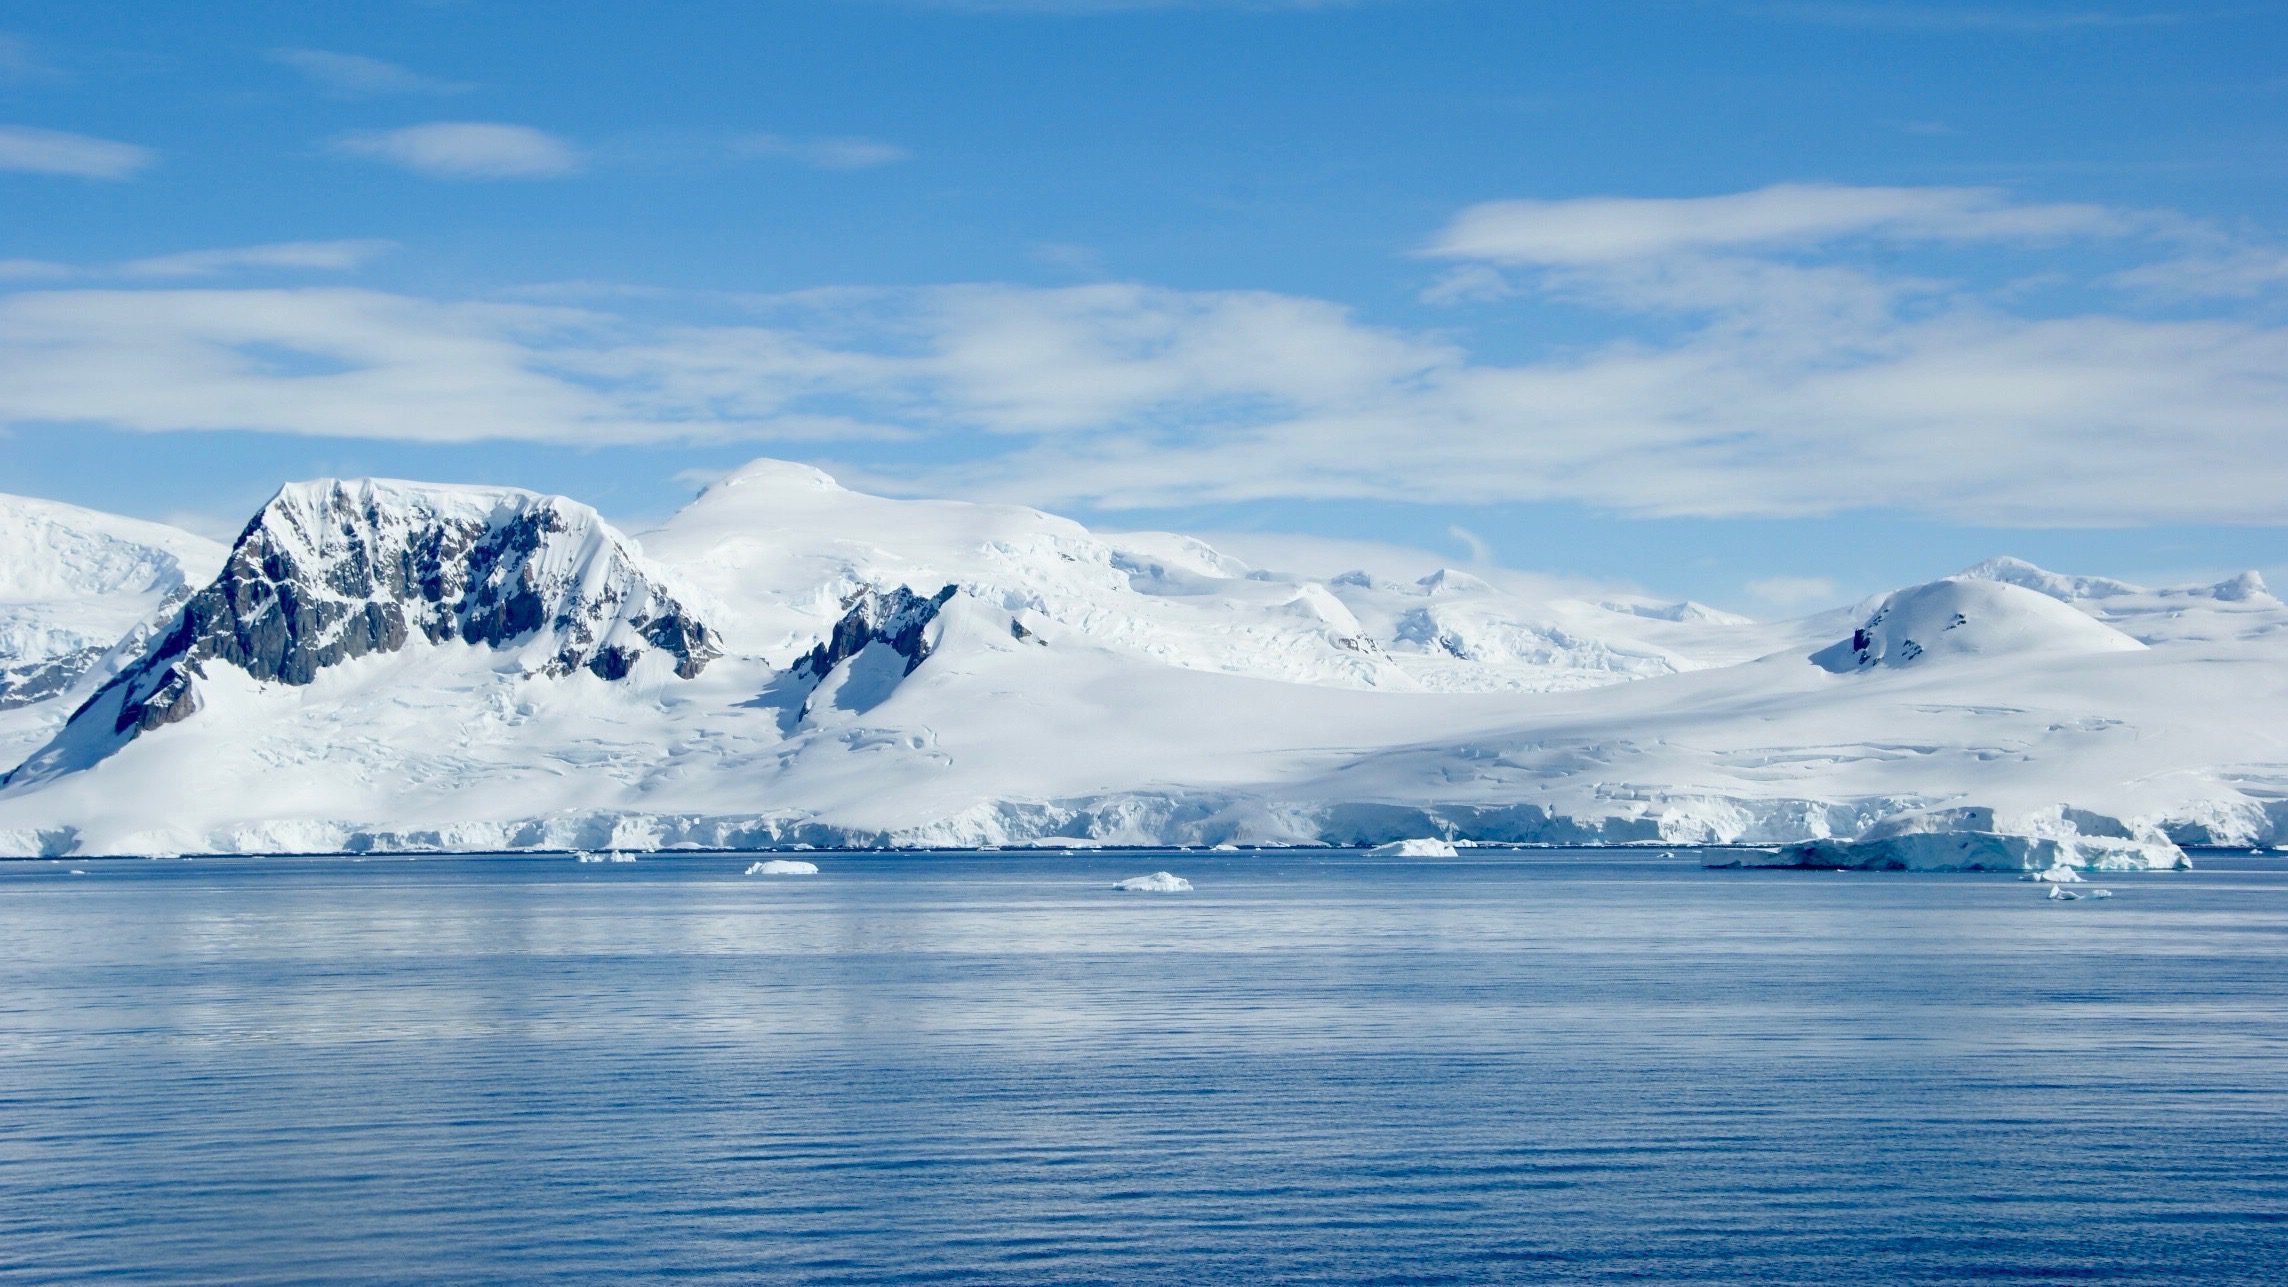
xmin=0 ymin=460 xmax=2281 ymax=868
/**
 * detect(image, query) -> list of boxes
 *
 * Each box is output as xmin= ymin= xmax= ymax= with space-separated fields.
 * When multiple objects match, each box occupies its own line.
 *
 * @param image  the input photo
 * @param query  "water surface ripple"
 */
xmin=3 ymin=850 xmax=2285 ymax=1283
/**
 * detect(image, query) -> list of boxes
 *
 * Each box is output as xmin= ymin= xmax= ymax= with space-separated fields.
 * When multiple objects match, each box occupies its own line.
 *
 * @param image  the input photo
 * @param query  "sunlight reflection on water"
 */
xmin=3 ymin=849 xmax=2285 ymax=1283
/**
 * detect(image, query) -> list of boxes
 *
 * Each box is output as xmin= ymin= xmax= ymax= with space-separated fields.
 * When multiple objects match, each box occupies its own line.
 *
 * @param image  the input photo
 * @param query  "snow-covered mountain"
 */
xmin=0 ymin=494 xmax=226 ymax=764
xmin=1958 ymin=555 xmax=2282 ymax=648
xmin=4 ymin=479 xmax=718 ymax=790
xmin=0 ymin=461 xmax=2280 ymax=863
xmin=645 ymin=459 xmax=1781 ymax=693
xmin=1809 ymin=578 xmax=2144 ymax=672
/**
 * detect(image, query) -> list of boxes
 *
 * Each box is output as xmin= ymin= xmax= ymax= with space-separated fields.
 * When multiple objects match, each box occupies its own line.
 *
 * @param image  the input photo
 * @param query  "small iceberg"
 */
xmin=2027 ymin=864 xmax=2083 ymax=884
xmin=1365 ymin=838 xmax=1459 ymax=859
xmin=746 ymin=859 xmax=819 ymax=876
xmin=1114 ymin=872 xmax=1192 ymax=893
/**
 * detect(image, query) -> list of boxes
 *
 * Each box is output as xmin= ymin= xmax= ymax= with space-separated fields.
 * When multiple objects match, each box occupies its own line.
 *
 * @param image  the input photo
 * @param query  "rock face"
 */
xmin=8 ymin=479 xmax=718 ymax=778
xmin=793 ymin=584 xmax=958 ymax=683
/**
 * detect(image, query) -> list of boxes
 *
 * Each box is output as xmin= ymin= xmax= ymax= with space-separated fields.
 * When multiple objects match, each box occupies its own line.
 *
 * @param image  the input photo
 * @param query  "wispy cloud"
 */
xmin=336 ymin=122 xmax=581 ymax=179
xmin=2 ymin=185 xmax=2284 ymax=527
xmin=118 ymin=240 xmax=398 ymax=279
xmin=1421 ymin=184 xmax=2131 ymax=266
xmin=733 ymin=134 xmax=911 ymax=170
xmin=0 ymin=288 xmax=642 ymax=444
xmin=0 ymin=259 xmax=72 ymax=282
xmin=268 ymin=48 xmax=473 ymax=97
xmin=1446 ymin=524 xmax=1494 ymax=565
xmin=0 ymin=125 xmax=154 ymax=179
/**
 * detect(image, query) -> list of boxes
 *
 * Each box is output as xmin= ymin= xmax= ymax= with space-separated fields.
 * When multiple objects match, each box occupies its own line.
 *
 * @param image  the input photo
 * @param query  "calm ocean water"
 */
xmin=3 ymin=848 xmax=2285 ymax=1284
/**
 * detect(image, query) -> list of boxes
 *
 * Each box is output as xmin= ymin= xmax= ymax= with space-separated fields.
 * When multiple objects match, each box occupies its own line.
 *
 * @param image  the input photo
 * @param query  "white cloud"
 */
xmin=1445 ymin=524 xmax=1493 ymax=565
xmin=336 ymin=123 xmax=581 ymax=179
xmin=118 ymin=240 xmax=397 ymax=279
xmin=0 ymin=288 xmax=648 ymax=444
xmin=0 ymin=125 xmax=153 ymax=179
xmin=3 ymin=186 xmax=2285 ymax=528
xmin=734 ymin=134 xmax=910 ymax=170
xmin=1745 ymin=576 xmax=1842 ymax=609
xmin=2109 ymin=242 xmax=2288 ymax=298
xmin=0 ymin=259 xmax=72 ymax=281
xmin=1423 ymin=184 xmax=2128 ymax=266
xmin=268 ymin=48 xmax=472 ymax=97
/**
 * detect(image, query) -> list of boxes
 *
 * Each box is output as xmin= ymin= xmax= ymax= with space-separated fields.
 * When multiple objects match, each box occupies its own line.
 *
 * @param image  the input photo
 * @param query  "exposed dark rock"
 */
xmin=794 ymin=584 xmax=958 ymax=682
xmin=16 ymin=479 xmax=722 ymax=776
xmin=0 ymin=648 xmax=104 ymax=710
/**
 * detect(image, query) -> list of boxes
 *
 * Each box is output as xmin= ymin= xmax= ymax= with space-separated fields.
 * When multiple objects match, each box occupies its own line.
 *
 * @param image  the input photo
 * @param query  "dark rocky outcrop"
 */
xmin=6 ymin=479 xmax=722 ymax=781
xmin=793 ymin=584 xmax=958 ymax=682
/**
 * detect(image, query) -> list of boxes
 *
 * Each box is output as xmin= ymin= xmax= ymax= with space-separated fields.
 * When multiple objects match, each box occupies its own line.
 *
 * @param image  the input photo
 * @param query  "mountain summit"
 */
xmin=5 ymin=479 xmax=717 ymax=787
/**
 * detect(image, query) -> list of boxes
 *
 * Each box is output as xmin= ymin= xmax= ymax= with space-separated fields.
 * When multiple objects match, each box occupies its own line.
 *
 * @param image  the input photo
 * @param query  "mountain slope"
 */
xmin=1810 ymin=578 xmax=2144 ymax=672
xmin=0 ymin=464 xmax=2279 ymax=860
xmin=4 ymin=479 xmax=719 ymax=789
xmin=0 ymin=495 xmax=227 ymax=764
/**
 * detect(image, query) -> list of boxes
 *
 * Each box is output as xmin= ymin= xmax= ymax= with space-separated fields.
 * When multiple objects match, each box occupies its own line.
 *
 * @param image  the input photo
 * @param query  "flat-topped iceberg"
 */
xmin=745 ymin=859 xmax=818 ymax=876
xmin=1366 ymin=838 xmax=1460 ymax=858
xmin=1114 ymin=871 xmax=1192 ymax=893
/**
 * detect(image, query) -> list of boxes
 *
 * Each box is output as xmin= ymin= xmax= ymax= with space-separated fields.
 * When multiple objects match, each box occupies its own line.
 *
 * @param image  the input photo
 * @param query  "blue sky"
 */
xmin=2 ymin=0 xmax=2284 ymax=611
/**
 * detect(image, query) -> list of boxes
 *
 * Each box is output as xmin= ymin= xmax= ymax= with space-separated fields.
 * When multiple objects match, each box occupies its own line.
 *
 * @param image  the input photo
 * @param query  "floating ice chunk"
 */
xmin=1212 ymin=843 xmax=1240 ymax=852
xmin=575 ymin=851 xmax=604 ymax=863
xmin=607 ymin=852 xmax=636 ymax=863
xmin=2028 ymin=864 xmax=2083 ymax=884
xmin=1114 ymin=871 xmax=1192 ymax=893
xmin=1366 ymin=838 xmax=1459 ymax=859
xmin=2088 ymin=888 xmax=2113 ymax=898
xmin=746 ymin=859 xmax=819 ymax=876
xmin=67 ymin=868 xmax=86 ymax=876
xmin=2048 ymin=885 xmax=2078 ymax=900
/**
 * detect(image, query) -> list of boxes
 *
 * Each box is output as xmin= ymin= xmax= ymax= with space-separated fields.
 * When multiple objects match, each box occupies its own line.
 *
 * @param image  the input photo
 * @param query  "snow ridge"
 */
xmin=4 ymin=479 xmax=717 ymax=786
xmin=0 ymin=463 xmax=2281 ymax=863
xmin=0 ymin=494 xmax=226 ymax=712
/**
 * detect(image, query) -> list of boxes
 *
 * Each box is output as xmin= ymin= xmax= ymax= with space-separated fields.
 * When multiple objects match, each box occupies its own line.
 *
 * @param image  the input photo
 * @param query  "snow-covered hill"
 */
xmin=643 ymin=459 xmax=1782 ymax=693
xmin=1809 ymin=578 xmax=2144 ymax=672
xmin=3 ymin=479 xmax=718 ymax=790
xmin=0 ymin=494 xmax=226 ymax=764
xmin=1959 ymin=555 xmax=2283 ymax=648
xmin=0 ymin=462 xmax=2280 ymax=865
